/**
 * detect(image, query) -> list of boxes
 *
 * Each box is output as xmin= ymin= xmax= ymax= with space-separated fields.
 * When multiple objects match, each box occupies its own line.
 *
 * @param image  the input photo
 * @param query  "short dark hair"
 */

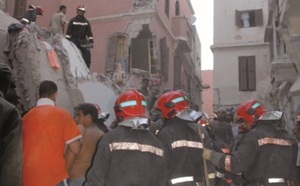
xmin=76 ymin=103 xmax=98 ymax=123
xmin=142 ymin=77 xmax=149 ymax=82
xmin=39 ymin=80 xmax=58 ymax=98
xmin=60 ymin=5 xmax=66 ymax=11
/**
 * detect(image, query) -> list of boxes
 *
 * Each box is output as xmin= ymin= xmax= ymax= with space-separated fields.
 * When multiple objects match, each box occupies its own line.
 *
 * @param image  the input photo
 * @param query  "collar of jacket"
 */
xmin=118 ymin=117 xmax=149 ymax=130
xmin=0 ymin=91 xmax=3 ymax=98
xmin=36 ymin=98 xmax=55 ymax=107
xmin=258 ymin=111 xmax=284 ymax=121
xmin=176 ymin=108 xmax=203 ymax=122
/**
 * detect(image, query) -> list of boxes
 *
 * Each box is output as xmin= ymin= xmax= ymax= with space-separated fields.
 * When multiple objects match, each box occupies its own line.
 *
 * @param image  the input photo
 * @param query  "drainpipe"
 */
xmin=213 ymin=88 xmax=220 ymax=109
xmin=273 ymin=3 xmax=277 ymax=59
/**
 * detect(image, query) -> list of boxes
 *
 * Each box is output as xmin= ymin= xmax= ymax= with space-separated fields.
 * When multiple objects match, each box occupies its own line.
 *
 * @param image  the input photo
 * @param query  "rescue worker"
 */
xmin=93 ymin=103 xmax=110 ymax=133
xmin=3 ymin=18 xmax=29 ymax=59
xmin=137 ymin=77 xmax=150 ymax=97
xmin=85 ymin=89 xmax=167 ymax=186
xmin=0 ymin=63 xmax=22 ymax=186
xmin=22 ymin=4 xmax=43 ymax=27
xmin=66 ymin=5 xmax=94 ymax=68
xmin=49 ymin=5 xmax=67 ymax=34
xmin=146 ymin=86 xmax=160 ymax=111
xmin=153 ymin=90 xmax=204 ymax=186
xmin=209 ymin=107 xmax=234 ymax=185
xmin=203 ymin=99 xmax=298 ymax=186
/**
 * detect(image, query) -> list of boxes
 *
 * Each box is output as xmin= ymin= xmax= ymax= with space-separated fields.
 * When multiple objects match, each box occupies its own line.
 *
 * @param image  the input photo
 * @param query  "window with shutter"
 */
xmin=235 ymin=9 xmax=263 ymax=28
xmin=254 ymin=9 xmax=263 ymax=26
xmin=247 ymin=56 xmax=256 ymax=91
xmin=160 ymin=38 xmax=169 ymax=81
xmin=238 ymin=56 xmax=256 ymax=91
xmin=14 ymin=0 xmax=27 ymax=18
xmin=105 ymin=35 xmax=127 ymax=78
xmin=175 ymin=0 xmax=180 ymax=16
xmin=165 ymin=0 xmax=170 ymax=18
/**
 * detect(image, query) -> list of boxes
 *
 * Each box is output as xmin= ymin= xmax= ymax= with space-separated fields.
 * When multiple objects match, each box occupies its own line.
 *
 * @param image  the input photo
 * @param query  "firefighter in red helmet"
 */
xmin=22 ymin=5 xmax=43 ymax=24
xmin=153 ymin=90 xmax=204 ymax=186
xmin=85 ymin=90 xmax=167 ymax=186
xmin=203 ymin=99 xmax=298 ymax=186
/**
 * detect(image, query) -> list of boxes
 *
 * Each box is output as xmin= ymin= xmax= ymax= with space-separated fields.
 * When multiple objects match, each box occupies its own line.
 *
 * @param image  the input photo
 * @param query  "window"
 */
xmin=148 ymin=40 xmax=157 ymax=75
xmin=14 ymin=0 xmax=27 ymax=18
xmin=130 ymin=39 xmax=156 ymax=75
xmin=165 ymin=0 xmax=169 ymax=17
xmin=175 ymin=0 xmax=180 ymax=16
xmin=238 ymin=56 xmax=256 ymax=91
xmin=105 ymin=35 xmax=127 ymax=77
xmin=235 ymin=9 xmax=263 ymax=28
xmin=160 ymin=38 xmax=169 ymax=81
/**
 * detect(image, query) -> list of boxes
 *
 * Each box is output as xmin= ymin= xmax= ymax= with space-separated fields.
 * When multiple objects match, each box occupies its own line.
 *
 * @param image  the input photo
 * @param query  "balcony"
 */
xmin=172 ymin=16 xmax=192 ymax=52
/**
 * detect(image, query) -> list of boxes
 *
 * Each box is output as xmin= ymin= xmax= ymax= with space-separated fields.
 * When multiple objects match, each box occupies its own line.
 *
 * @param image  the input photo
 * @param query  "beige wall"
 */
xmin=214 ymin=0 xmax=269 ymax=45
xmin=212 ymin=0 xmax=271 ymax=108
xmin=213 ymin=44 xmax=270 ymax=106
xmin=202 ymin=70 xmax=214 ymax=115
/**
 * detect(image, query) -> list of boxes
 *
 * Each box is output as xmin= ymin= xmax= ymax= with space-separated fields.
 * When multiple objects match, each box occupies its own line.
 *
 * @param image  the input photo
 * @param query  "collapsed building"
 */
xmin=5 ymin=0 xmax=206 ymax=110
xmin=0 ymin=9 xmax=121 ymax=124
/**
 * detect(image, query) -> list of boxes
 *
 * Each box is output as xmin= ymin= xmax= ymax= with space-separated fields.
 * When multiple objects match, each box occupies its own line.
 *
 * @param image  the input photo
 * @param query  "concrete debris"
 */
xmin=0 ymin=10 xmax=121 ymax=124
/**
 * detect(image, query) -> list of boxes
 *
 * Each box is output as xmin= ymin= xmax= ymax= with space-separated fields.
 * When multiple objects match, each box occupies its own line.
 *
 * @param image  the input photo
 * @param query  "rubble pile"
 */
xmin=0 ymin=10 xmax=121 ymax=124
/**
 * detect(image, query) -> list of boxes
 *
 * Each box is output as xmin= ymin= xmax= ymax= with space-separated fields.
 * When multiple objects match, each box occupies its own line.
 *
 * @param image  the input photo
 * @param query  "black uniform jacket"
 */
xmin=157 ymin=117 xmax=204 ymax=184
xmin=0 ymin=93 xmax=22 ymax=186
xmin=218 ymin=121 xmax=298 ymax=183
xmin=209 ymin=120 xmax=234 ymax=150
xmin=66 ymin=15 xmax=93 ymax=41
xmin=85 ymin=126 xmax=167 ymax=186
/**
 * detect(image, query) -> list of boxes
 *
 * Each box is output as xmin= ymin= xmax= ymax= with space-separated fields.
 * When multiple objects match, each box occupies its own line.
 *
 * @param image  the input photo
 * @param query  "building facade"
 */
xmin=6 ymin=0 xmax=205 ymax=109
xmin=211 ymin=0 xmax=272 ymax=110
xmin=265 ymin=0 xmax=300 ymax=126
xmin=201 ymin=70 xmax=214 ymax=116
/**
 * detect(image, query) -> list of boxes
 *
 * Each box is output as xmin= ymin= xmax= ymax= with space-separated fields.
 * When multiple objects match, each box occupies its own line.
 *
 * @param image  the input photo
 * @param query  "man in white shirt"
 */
xmin=50 ymin=5 xmax=67 ymax=34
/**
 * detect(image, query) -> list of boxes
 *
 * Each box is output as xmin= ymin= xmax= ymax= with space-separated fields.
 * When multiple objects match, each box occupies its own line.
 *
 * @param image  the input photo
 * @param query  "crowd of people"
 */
xmin=1 ymin=61 xmax=300 ymax=186
xmin=1 ymin=4 xmax=300 ymax=186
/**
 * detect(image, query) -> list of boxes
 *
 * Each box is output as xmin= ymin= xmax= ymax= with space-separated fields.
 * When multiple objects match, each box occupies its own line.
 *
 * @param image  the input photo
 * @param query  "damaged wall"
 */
xmin=0 ymin=10 xmax=121 ymax=124
xmin=0 ymin=0 xmax=5 ymax=12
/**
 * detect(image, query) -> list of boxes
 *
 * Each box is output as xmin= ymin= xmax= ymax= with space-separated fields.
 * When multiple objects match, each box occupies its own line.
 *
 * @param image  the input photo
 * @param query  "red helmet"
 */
xmin=153 ymin=90 xmax=189 ymax=119
xmin=234 ymin=99 xmax=266 ymax=125
xmin=36 ymin=6 xmax=44 ymax=15
xmin=77 ymin=5 xmax=86 ymax=12
xmin=114 ymin=89 xmax=148 ymax=122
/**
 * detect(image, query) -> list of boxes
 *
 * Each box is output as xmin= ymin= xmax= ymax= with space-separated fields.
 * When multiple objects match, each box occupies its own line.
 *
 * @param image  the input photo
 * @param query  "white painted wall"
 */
xmin=212 ymin=0 xmax=271 ymax=108
xmin=214 ymin=0 xmax=268 ymax=45
xmin=213 ymin=45 xmax=270 ymax=106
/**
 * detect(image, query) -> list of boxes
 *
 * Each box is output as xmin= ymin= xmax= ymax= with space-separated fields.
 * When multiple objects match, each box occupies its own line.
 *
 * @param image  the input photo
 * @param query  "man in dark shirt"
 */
xmin=137 ymin=77 xmax=150 ymax=97
xmin=66 ymin=5 xmax=94 ymax=68
xmin=0 ymin=63 xmax=22 ymax=186
xmin=209 ymin=107 xmax=235 ymax=185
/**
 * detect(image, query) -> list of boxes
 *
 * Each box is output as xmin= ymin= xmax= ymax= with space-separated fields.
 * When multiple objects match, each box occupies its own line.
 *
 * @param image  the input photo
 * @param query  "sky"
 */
xmin=191 ymin=0 xmax=214 ymax=70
